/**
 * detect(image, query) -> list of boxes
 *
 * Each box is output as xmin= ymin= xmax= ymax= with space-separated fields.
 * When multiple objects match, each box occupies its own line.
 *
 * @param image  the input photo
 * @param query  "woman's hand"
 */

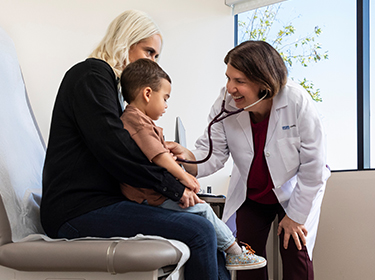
xmin=277 ymin=214 xmax=308 ymax=250
xmin=179 ymin=172 xmax=201 ymax=193
xmin=179 ymin=188 xmax=204 ymax=208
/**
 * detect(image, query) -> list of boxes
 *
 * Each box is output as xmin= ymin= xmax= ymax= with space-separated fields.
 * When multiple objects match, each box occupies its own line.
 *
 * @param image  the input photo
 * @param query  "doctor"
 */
xmin=168 ymin=40 xmax=330 ymax=280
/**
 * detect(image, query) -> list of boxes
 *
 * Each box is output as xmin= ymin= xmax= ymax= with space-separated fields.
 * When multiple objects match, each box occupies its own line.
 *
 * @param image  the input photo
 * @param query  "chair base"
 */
xmin=0 ymin=265 xmax=167 ymax=280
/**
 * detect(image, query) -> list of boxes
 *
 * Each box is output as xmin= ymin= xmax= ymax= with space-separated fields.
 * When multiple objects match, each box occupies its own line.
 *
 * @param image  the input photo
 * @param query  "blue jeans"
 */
xmin=160 ymin=199 xmax=235 ymax=251
xmin=57 ymin=200 xmax=230 ymax=280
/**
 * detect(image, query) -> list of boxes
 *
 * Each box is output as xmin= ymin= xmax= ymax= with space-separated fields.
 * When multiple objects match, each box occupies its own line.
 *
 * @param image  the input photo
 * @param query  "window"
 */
xmin=237 ymin=0 xmax=372 ymax=171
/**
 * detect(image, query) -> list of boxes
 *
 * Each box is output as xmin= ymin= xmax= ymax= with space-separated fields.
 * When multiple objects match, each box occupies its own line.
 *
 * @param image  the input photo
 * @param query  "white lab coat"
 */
xmin=192 ymin=79 xmax=331 ymax=259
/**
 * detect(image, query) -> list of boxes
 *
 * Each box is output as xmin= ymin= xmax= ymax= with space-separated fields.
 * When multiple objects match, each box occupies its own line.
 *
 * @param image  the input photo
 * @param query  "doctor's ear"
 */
xmin=142 ymin=87 xmax=153 ymax=103
xmin=259 ymin=89 xmax=269 ymax=99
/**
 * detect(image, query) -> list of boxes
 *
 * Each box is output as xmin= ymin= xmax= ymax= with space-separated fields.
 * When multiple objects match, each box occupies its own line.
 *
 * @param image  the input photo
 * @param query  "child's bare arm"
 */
xmin=152 ymin=152 xmax=200 ymax=193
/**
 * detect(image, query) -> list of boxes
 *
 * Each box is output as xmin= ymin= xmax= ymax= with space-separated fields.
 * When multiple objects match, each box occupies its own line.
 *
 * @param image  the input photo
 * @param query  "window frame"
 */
xmin=357 ymin=0 xmax=371 ymax=169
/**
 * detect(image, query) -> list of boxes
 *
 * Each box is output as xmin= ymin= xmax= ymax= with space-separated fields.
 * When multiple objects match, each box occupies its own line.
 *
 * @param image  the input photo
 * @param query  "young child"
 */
xmin=119 ymin=58 xmax=266 ymax=271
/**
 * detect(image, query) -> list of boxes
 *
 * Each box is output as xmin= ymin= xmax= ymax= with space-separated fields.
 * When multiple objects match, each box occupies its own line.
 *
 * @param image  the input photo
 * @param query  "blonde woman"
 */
xmin=41 ymin=10 xmax=230 ymax=280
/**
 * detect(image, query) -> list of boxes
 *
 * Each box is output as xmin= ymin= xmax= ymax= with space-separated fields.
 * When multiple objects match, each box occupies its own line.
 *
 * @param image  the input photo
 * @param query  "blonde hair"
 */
xmin=89 ymin=10 xmax=162 ymax=77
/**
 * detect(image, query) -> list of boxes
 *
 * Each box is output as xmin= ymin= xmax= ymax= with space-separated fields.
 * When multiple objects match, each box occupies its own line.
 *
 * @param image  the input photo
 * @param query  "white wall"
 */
xmin=0 ymin=0 xmax=234 ymax=194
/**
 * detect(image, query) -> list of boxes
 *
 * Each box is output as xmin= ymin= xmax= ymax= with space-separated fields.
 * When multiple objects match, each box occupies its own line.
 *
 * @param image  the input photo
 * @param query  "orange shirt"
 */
xmin=120 ymin=104 xmax=168 ymax=206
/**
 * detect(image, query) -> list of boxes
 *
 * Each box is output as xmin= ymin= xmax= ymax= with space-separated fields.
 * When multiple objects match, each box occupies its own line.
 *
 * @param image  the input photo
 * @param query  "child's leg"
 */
xmin=160 ymin=200 xmax=267 ymax=271
xmin=159 ymin=199 xmax=235 ymax=252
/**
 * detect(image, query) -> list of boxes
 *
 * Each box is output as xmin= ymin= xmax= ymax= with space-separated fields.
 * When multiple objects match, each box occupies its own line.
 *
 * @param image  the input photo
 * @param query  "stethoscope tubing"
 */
xmin=176 ymin=89 xmax=267 ymax=164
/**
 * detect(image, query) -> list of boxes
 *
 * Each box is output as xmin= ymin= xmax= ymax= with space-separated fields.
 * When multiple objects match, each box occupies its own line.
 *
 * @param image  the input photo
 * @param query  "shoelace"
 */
xmin=239 ymin=241 xmax=256 ymax=255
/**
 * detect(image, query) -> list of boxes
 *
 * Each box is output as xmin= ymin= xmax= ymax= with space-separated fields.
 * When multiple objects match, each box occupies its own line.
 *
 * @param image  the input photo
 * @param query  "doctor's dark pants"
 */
xmin=236 ymin=198 xmax=313 ymax=280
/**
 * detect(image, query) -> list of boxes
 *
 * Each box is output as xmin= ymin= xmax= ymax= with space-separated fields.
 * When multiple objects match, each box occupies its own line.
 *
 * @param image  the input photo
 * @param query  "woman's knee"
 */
xmin=181 ymin=213 xmax=216 ymax=247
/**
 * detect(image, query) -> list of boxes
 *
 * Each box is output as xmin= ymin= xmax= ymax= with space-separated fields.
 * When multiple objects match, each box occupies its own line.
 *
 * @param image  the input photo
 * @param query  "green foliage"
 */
xmin=239 ymin=4 xmax=328 ymax=102
xmin=297 ymin=78 xmax=322 ymax=102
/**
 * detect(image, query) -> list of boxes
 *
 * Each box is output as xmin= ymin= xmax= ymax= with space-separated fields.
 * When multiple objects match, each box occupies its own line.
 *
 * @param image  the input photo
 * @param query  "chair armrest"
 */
xmin=0 ymin=238 xmax=182 ymax=274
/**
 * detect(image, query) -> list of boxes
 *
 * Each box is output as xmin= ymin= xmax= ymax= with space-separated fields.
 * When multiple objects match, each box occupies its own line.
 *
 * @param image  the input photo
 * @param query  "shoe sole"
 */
xmin=226 ymin=259 xmax=267 ymax=271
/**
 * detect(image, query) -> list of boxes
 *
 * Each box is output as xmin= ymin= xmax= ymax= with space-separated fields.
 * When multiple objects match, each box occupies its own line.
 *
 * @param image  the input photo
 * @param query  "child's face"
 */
xmin=146 ymin=78 xmax=171 ymax=121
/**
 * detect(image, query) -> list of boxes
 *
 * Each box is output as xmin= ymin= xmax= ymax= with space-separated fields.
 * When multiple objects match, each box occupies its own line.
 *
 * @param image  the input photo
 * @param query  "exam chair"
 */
xmin=0 ymin=26 xmax=187 ymax=280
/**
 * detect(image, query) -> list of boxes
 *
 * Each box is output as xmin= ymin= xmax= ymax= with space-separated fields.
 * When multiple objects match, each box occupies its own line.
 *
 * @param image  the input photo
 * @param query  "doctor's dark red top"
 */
xmin=246 ymin=114 xmax=279 ymax=204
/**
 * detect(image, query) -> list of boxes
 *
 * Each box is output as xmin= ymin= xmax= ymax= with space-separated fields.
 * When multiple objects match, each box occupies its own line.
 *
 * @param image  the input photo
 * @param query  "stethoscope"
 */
xmin=177 ymin=88 xmax=268 ymax=164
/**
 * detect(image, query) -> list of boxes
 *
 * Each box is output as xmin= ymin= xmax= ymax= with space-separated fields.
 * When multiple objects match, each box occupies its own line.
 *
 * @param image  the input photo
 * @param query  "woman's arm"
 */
xmin=71 ymin=60 xmax=185 ymax=200
xmin=279 ymin=83 xmax=329 ymax=249
xmin=285 ymin=92 xmax=328 ymax=224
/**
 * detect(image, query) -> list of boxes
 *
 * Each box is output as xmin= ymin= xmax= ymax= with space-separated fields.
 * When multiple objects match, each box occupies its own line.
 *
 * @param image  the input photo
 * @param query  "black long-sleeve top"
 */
xmin=41 ymin=58 xmax=185 ymax=237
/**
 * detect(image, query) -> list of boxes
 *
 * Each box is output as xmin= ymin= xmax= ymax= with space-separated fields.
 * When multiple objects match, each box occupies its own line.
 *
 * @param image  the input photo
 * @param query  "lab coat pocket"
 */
xmin=277 ymin=137 xmax=301 ymax=172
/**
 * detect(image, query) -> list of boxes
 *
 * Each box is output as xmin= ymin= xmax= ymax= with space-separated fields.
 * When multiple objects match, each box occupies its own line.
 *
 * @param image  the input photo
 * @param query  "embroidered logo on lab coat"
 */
xmin=282 ymin=125 xmax=296 ymax=130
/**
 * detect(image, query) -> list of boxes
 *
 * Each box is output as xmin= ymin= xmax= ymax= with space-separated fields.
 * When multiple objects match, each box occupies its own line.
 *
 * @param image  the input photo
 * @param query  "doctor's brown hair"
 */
xmin=121 ymin=58 xmax=171 ymax=104
xmin=224 ymin=40 xmax=287 ymax=99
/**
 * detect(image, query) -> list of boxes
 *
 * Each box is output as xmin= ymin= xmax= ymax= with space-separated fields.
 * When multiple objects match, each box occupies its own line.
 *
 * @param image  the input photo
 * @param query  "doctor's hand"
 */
xmin=165 ymin=141 xmax=198 ymax=176
xmin=165 ymin=141 xmax=189 ymax=160
xmin=179 ymin=188 xmax=204 ymax=209
xmin=277 ymin=214 xmax=308 ymax=251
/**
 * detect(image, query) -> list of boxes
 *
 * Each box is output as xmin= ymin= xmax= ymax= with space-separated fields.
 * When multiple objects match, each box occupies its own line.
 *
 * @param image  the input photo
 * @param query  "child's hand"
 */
xmin=179 ymin=188 xmax=204 ymax=209
xmin=179 ymin=172 xmax=200 ymax=194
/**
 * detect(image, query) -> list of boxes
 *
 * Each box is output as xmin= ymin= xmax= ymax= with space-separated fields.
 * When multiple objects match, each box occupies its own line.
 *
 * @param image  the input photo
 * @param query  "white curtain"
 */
xmin=225 ymin=0 xmax=287 ymax=15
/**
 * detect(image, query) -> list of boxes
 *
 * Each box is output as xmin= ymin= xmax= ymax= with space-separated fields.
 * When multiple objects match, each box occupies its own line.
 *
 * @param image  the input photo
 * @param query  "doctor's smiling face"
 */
xmin=226 ymin=63 xmax=264 ymax=111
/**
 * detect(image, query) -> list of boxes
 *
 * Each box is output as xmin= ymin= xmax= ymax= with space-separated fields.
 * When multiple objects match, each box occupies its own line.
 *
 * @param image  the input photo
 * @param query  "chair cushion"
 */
xmin=0 ymin=238 xmax=182 ymax=273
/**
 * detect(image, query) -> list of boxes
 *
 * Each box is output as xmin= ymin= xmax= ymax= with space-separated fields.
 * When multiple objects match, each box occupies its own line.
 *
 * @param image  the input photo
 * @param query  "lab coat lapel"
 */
xmin=266 ymin=89 xmax=288 ymax=146
xmin=228 ymin=97 xmax=254 ymax=153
